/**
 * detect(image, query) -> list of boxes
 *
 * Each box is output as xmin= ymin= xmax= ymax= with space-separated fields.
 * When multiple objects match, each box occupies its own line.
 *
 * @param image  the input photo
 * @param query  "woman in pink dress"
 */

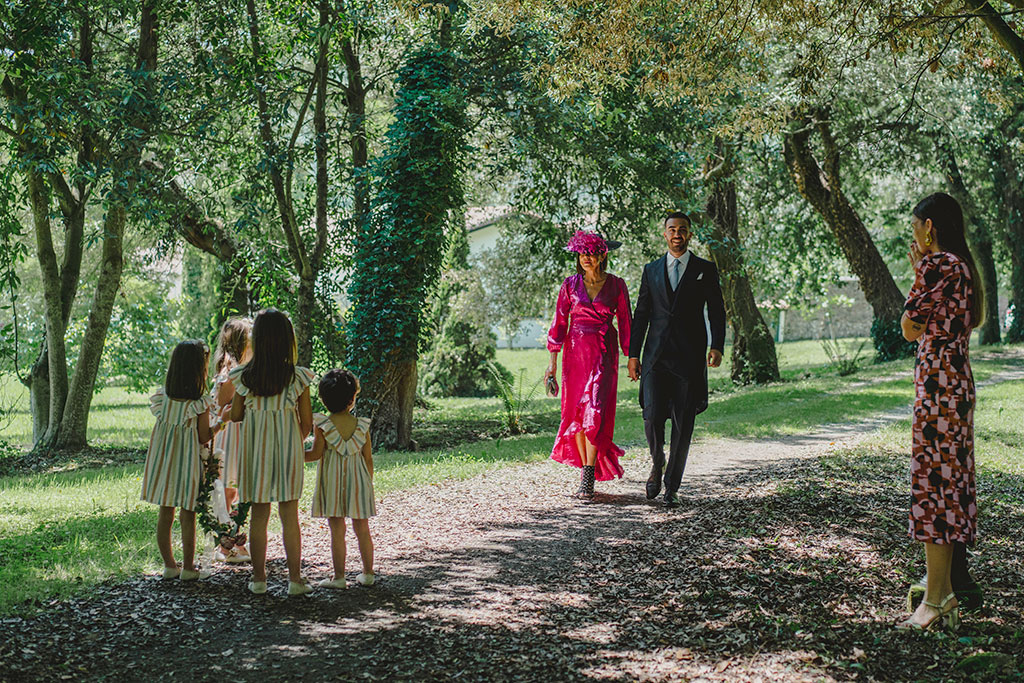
xmin=545 ymin=230 xmax=632 ymax=501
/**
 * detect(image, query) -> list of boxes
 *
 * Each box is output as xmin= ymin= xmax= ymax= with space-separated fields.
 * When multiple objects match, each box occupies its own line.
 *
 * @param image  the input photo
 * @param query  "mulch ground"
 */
xmin=2 ymin=442 xmax=1022 ymax=682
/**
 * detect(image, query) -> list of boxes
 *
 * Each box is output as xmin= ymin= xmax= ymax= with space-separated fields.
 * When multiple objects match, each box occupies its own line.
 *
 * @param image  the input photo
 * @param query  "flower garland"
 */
xmin=196 ymin=451 xmax=251 ymax=552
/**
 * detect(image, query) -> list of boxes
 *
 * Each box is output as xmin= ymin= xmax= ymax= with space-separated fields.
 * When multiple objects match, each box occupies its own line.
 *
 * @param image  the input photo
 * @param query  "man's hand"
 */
xmin=627 ymin=358 xmax=641 ymax=381
xmin=707 ymin=349 xmax=722 ymax=368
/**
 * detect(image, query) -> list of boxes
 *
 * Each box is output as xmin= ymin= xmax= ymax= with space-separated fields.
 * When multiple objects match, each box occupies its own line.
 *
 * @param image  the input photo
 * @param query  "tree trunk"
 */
xmin=57 ymin=203 xmax=126 ymax=449
xmin=346 ymin=45 xmax=466 ymax=449
xmin=939 ymin=144 xmax=1001 ymax=344
xmin=704 ymin=140 xmax=780 ymax=384
xmin=362 ymin=360 xmax=417 ymax=450
xmin=245 ymin=0 xmax=328 ymax=366
xmin=964 ymin=0 xmax=1024 ymax=76
xmin=139 ymin=159 xmax=250 ymax=320
xmin=25 ymin=170 xmax=70 ymax=449
xmin=997 ymin=143 xmax=1024 ymax=342
xmin=341 ymin=36 xmax=369 ymax=227
xmin=783 ymin=110 xmax=911 ymax=359
xmin=298 ymin=0 xmax=331 ymax=367
xmin=57 ymin=0 xmax=157 ymax=449
xmin=27 ymin=345 xmax=49 ymax=443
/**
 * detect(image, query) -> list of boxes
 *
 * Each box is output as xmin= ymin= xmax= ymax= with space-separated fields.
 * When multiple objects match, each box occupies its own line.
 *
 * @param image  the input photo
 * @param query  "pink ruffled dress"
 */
xmin=547 ymin=273 xmax=632 ymax=480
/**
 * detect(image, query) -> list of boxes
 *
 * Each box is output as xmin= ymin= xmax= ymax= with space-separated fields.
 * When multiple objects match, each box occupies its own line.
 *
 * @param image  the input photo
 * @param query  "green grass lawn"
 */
xmin=0 ymin=338 xmax=896 ymax=450
xmin=0 ymin=340 xmax=1021 ymax=615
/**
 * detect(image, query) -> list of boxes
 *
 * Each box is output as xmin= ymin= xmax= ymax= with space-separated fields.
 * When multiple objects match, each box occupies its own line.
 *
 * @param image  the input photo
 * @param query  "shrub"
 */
xmin=871 ymin=317 xmax=916 ymax=362
xmin=419 ymin=269 xmax=511 ymax=398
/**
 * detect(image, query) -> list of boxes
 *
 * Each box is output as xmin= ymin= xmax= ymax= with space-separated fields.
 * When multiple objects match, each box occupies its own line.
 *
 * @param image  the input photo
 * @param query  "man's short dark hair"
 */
xmin=664 ymin=211 xmax=691 ymax=228
xmin=319 ymin=368 xmax=359 ymax=413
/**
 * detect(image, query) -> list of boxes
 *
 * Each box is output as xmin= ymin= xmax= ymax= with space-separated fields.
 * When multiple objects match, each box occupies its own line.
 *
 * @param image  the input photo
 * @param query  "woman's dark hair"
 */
xmin=241 ymin=308 xmax=296 ymax=396
xmin=913 ymin=192 xmax=985 ymax=328
xmin=575 ymin=252 xmax=608 ymax=276
xmin=318 ymin=369 xmax=359 ymax=413
xmin=165 ymin=339 xmax=210 ymax=400
xmin=213 ymin=316 xmax=252 ymax=374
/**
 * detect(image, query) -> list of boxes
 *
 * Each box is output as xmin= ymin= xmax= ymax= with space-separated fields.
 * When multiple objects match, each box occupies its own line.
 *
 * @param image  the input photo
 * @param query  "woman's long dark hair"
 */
xmin=213 ymin=316 xmax=252 ymax=374
xmin=913 ymin=192 xmax=985 ymax=328
xmin=241 ymin=308 xmax=296 ymax=396
xmin=165 ymin=339 xmax=210 ymax=400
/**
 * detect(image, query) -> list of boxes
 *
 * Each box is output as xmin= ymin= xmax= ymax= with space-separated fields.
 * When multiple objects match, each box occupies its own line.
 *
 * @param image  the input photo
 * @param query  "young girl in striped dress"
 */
xmin=304 ymin=369 xmax=376 ymax=588
xmin=141 ymin=340 xmax=224 ymax=580
xmin=210 ymin=316 xmax=252 ymax=563
xmin=229 ymin=309 xmax=315 ymax=596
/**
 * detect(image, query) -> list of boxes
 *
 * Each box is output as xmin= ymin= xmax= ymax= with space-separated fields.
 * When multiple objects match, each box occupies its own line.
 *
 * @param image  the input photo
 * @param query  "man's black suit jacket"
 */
xmin=628 ymin=252 xmax=726 ymax=416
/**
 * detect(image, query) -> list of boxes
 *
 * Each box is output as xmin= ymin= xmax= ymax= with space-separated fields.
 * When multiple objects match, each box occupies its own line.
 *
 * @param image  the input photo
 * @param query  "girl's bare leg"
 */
xmin=249 ymin=503 xmax=272 ymax=583
xmin=157 ymin=506 xmax=177 ymax=569
xmin=328 ymin=517 xmax=347 ymax=580
xmin=351 ymin=518 xmax=374 ymax=575
xmin=278 ymin=500 xmax=303 ymax=582
xmin=179 ymin=509 xmax=197 ymax=571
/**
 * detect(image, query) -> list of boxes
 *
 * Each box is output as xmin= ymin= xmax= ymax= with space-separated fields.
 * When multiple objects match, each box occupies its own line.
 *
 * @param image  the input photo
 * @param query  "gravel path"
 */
xmin=3 ymin=360 xmax=1022 ymax=682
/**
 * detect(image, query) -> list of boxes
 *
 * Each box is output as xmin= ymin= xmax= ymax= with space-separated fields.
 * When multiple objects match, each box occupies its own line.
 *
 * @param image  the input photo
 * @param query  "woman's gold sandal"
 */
xmin=898 ymin=592 xmax=959 ymax=631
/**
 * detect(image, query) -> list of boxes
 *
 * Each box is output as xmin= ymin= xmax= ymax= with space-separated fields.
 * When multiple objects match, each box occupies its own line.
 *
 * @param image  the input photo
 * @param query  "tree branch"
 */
xmin=965 ymin=0 xmax=1024 ymax=73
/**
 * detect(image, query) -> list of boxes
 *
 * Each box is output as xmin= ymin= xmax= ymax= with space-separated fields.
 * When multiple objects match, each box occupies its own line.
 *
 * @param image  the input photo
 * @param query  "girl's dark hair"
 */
xmin=318 ymin=369 xmax=359 ymax=413
xmin=165 ymin=339 xmax=210 ymax=400
xmin=213 ymin=317 xmax=252 ymax=374
xmin=913 ymin=192 xmax=985 ymax=328
xmin=241 ymin=308 xmax=296 ymax=396
xmin=575 ymin=252 xmax=608 ymax=275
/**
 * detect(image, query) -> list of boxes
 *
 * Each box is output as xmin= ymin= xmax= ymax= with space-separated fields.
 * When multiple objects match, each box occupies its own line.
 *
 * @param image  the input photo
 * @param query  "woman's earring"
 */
xmin=924 ymin=234 xmax=932 ymax=246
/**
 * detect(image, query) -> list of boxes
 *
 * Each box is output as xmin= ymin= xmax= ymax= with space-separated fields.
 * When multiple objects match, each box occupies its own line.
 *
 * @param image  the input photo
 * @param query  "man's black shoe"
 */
xmin=646 ymin=468 xmax=663 ymax=500
xmin=663 ymin=492 xmax=680 ymax=507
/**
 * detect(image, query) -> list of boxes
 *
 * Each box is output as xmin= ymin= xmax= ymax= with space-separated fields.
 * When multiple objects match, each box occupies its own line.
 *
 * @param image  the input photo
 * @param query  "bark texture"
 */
xmin=704 ymin=141 xmax=780 ymax=384
xmin=939 ymin=144 xmax=1001 ymax=344
xmin=997 ymin=142 xmax=1024 ymax=342
xmin=783 ymin=110 xmax=910 ymax=358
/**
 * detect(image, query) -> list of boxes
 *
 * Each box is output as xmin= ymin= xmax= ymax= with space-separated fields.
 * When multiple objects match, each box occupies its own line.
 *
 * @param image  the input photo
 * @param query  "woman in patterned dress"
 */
xmin=142 ymin=340 xmax=224 ymax=580
xmin=544 ymin=230 xmax=632 ymax=500
xmin=304 ymin=369 xmax=376 ymax=589
xmin=229 ymin=309 xmax=316 ymax=596
xmin=899 ymin=192 xmax=985 ymax=630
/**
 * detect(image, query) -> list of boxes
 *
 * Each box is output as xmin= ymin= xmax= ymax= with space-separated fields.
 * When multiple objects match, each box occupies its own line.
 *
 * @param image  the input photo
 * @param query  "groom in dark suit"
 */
xmin=628 ymin=211 xmax=726 ymax=507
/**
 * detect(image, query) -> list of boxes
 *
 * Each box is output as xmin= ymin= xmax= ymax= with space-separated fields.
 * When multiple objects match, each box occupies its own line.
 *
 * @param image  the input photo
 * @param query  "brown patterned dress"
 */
xmin=904 ymin=251 xmax=976 ymax=545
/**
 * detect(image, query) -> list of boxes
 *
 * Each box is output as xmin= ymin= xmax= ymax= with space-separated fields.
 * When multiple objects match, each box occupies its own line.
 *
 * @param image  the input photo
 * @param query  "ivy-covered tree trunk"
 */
xmin=939 ymin=144 xmax=1001 ymax=344
xmin=783 ymin=110 xmax=912 ymax=360
xmin=704 ymin=141 xmax=779 ymax=384
xmin=347 ymin=45 xmax=467 ymax=449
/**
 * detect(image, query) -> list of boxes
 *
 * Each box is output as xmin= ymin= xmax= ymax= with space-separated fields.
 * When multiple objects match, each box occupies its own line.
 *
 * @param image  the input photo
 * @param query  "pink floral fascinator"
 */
xmin=565 ymin=230 xmax=622 ymax=254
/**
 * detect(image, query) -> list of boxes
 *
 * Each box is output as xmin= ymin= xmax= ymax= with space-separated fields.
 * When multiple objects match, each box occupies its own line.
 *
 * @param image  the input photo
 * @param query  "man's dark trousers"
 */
xmin=643 ymin=363 xmax=696 ymax=495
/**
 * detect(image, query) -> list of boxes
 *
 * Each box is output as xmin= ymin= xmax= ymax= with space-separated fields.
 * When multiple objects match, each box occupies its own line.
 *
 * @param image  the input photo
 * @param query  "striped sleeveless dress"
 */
xmin=229 ymin=365 xmax=316 ymax=503
xmin=311 ymin=414 xmax=375 ymax=519
xmin=141 ymin=390 xmax=214 ymax=510
xmin=210 ymin=371 xmax=242 ymax=487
